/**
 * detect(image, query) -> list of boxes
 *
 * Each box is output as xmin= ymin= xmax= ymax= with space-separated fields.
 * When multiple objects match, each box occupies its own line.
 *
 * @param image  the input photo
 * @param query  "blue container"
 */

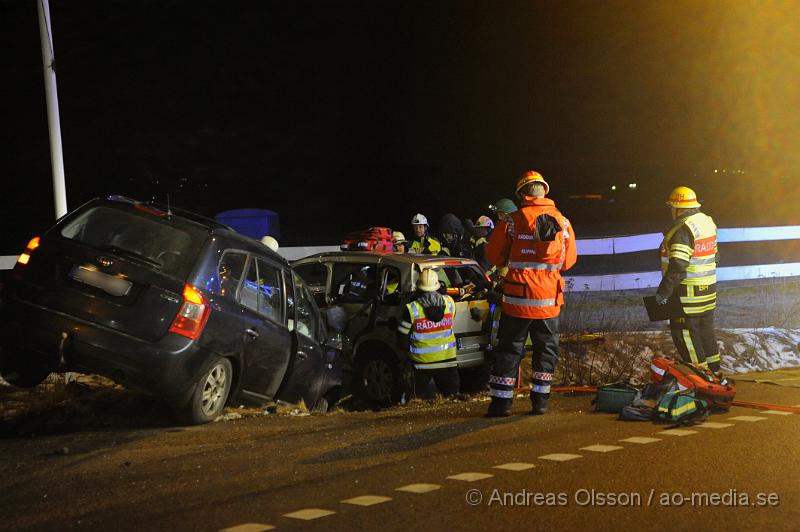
xmin=214 ymin=208 xmax=280 ymax=240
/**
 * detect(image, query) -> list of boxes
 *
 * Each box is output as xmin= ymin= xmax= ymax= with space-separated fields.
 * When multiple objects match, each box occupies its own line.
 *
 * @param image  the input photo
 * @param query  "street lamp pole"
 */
xmin=36 ymin=0 xmax=68 ymax=219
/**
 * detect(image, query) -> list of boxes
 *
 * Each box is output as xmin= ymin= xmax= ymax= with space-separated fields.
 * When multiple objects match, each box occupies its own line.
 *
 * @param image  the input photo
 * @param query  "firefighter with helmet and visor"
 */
xmin=654 ymin=186 xmax=722 ymax=374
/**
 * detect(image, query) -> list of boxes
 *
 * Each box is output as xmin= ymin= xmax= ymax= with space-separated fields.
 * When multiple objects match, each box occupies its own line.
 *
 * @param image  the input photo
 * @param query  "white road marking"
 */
xmin=493 ymin=462 xmax=536 ymax=471
xmin=580 ymin=444 xmax=624 ymax=453
xmin=395 ymin=483 xmax=442 ymax=494
xmin=341 ymin=495 xmax=392 ymax=506
xmin=283 ymin=508 xmax=336 ymax=520
xmin=446 ymin=472 xmax=494 ymax=482
xmin=620 ymin=436 xmax=661 ymax=444
xmin=763 ymin=410 xmax=793 ymax=416
xmin=696 ymin=422 xmax=734 ymax=428
xmin=727 ymin=415 xmax=768 ymax=422
xmin=539 ymin=453 xmax=582 ymax=462
xmin=659 ymin=429 xmax=698 ymax=436
xmin=220 ymin=524 xmax=274 ymax=532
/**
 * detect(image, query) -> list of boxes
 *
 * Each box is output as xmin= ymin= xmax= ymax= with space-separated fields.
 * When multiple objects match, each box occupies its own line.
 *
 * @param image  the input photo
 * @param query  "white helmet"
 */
xmin=392 ymin=231 xmax=407 ymax=244
xmin=260 ymin=235 xmax=279 ymax=252
xmin=476 ymin=215 xmax=494 ymax=230
xmin=411 ymin=213 xmax=428 ymax=226
xmin=417 ymin=268 xmax=440 ymax=292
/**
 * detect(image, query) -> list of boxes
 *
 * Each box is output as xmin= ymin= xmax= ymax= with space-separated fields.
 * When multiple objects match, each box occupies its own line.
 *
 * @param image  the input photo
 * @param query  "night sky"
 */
xmin=3 ymin=0 xmax=800 ymax=253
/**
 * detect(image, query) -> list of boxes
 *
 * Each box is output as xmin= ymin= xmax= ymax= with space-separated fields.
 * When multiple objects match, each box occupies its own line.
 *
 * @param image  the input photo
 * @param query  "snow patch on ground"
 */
xmin=719 ymin=328 xmax=800 ymax=374
xmin=557 ymin=328 xmax=800 ymax=385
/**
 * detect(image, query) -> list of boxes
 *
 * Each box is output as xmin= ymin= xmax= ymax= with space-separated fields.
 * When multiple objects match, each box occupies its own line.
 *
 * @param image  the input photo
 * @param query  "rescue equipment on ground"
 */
xmin=341 ymin=227 xmax=395 ymax=252
xmin=650 ymin=357 xmax=736 ymax=410
xmin=592 ymin=382 xmax=639 ymax=413
xmin=616 ymin=379 xmax=709 ymax=424
xmin=546 ymin=383 xmax=800 ymax=415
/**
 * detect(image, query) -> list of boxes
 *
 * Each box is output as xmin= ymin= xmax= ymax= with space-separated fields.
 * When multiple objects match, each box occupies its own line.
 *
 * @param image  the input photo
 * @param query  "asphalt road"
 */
xmin=1 ymin=375 xmax=799 ymax=532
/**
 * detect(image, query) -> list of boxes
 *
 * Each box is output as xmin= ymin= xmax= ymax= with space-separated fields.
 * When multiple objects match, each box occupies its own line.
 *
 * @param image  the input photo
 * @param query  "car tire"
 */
xmin=356 ymin=352 xmax=401 ymax=405
xmin=179 ymin=356 xmax=233 ymax=425
xmin=0 ymin=347 xmax=52 ymax=388
xmin=313 ymin=386 xmax=341 ymax=413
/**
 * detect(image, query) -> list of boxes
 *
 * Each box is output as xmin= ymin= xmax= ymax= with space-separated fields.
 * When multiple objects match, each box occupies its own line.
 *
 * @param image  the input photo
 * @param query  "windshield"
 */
xmin=60 ymin=205 xmax=207 ymax=279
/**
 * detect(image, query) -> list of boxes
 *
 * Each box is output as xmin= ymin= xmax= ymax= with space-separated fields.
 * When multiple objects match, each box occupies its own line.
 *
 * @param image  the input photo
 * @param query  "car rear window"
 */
xmin=60 ymin=206 xmax=207 ymax=279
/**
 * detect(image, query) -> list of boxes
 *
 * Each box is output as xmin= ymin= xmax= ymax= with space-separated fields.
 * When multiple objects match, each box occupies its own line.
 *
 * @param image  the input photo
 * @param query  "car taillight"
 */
xmin=168 ymin=284 xmax=211 ymax=340
xmin=16 ymin=236 xmax=41 ymax=266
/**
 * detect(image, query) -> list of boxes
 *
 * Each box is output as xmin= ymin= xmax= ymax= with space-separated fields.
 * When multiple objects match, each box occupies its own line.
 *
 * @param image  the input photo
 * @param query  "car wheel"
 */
xmin=0 ymin=347 xmax=52 ymax=388
xmin=179 ymin=357 xmax=232 ymax=425
xmin=313 ymin=386 xmax=341 ymax=413
xmin=357 ymin=353 xmax=401 ymax=405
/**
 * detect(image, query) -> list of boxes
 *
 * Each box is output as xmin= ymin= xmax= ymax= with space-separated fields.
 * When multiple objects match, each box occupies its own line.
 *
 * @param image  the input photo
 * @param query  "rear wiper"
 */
xmin=99 ymin=246 xmax=163 ymax=269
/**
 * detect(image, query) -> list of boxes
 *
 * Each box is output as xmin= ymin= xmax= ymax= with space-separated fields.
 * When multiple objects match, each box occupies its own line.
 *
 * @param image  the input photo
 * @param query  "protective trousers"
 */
xmin=409 ymin=367 xmax=460 ymax=398
xmin=488 ymin=314 xmax=559 ymax=400
xmin=669 ymin=312 xmax=720 ymax=371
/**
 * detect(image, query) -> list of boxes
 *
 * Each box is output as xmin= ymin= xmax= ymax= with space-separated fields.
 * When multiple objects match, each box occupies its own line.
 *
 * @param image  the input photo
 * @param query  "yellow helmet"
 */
xmin=515 ymin=170 xmax=549 ymax=196
xmin=666 ymin=186 xmax=701 ymax=208
xmin=417 ymin=268 xmax=441 ymax=292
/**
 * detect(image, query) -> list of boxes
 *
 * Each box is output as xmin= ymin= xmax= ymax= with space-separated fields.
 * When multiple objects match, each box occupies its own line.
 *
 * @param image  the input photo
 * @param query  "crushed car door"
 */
xmin=238 ymin=255 xmax=293 ymax=402
xmin=276 ymin=271 xmax=326 ymax=407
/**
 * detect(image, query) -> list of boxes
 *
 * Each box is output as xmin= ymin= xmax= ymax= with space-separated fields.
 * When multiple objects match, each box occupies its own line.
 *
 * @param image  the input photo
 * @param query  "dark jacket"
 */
xmin=439 ymin=213 xmax=472 ymax=258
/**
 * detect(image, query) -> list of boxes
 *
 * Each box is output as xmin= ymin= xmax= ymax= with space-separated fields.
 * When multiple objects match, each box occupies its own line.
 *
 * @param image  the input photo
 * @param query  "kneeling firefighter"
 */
xmin=397 ymin=268 xmax=460 ymax=398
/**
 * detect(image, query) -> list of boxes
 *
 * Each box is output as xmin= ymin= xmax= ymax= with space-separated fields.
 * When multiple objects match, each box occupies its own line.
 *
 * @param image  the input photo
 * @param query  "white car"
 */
xmin=294 ymin=251 xmax=492 ymax=403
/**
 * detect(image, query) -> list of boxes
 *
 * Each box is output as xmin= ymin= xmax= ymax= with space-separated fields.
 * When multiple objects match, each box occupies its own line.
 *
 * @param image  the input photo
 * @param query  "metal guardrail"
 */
xmin=3 ymin=225 xmax=799 ymax=291
xmin=576 ymin=225 xmax=800 ymax=255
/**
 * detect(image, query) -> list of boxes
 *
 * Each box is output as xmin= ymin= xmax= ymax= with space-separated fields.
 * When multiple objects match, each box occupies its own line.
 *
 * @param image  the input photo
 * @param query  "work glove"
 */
xmin=654 ymin=294 xmax=669 ymax=305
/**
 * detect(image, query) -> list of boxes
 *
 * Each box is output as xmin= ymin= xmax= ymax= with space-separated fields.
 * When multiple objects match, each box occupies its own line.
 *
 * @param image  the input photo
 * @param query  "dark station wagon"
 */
xmin=0 ymin=196 xmax=342 ymax=424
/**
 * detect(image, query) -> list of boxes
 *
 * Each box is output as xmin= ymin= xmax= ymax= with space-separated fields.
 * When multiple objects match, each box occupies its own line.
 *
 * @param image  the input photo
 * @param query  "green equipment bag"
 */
xmin=593 ymin=383 xmax=639 ymax=413
xmin=655 ymin=388 xmax=709 ymax=424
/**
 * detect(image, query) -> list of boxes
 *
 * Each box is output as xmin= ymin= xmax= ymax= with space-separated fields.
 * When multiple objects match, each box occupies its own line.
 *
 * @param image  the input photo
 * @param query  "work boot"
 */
xmin=530 ymin=393 xmax=549 ymax=415
xmin=486 ymin=397 xmax=513 ymax=417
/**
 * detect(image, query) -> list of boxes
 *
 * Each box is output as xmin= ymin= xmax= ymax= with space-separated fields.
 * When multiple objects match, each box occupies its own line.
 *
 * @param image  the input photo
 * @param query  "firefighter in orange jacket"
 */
xmin=485 ymin=171 xmax=577 ymax=417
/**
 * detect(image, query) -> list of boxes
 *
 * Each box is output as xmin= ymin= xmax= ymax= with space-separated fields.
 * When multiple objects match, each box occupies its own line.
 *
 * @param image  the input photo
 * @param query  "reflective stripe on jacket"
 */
xmin=485 ymin=197 xmax=577 ymax=319
xmin=409 ymin=236 xmax=443 ymax=255
xmin=660 ymin=212 xmax=718 ymax=286
xmin=403 ymin=296 xmax=457 ymax=366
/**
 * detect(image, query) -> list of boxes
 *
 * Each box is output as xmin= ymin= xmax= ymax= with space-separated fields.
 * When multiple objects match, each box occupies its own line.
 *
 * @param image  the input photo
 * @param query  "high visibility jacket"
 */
xmin=397 ymin=296 xmax=457 ymax=369
xmin=485 ymin=197 xmax=577 ymax=319
xmin=409 ymin=235 xmax=443 ymax=255
xmin=659 ymin=211 xmax=718 ymax=315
